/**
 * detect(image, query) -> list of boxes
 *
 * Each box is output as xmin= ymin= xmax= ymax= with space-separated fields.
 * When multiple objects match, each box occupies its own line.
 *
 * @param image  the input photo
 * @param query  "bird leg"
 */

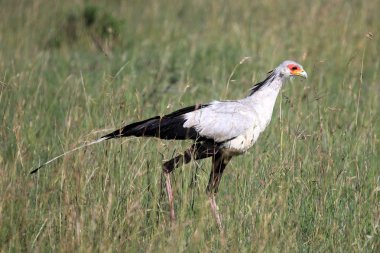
xmin=164 ymin=172 xmax=176 ymax=222
xmin=208 ymin=193 xmax=223 ymax=232
xmin=206 ymin=153 xmax=231 ymax=232
xmin=162 ymin=147 xmax=193 ymax=222
xmin=162 ymin=142 xmax=217 ymax=222
xmin=162 ymin=147 xmax=194 ymax=222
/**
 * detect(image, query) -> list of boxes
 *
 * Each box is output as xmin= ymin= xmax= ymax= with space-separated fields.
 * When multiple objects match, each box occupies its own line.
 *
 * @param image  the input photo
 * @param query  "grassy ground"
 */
xmin=1 ymin=0 xmax=379 ymax=252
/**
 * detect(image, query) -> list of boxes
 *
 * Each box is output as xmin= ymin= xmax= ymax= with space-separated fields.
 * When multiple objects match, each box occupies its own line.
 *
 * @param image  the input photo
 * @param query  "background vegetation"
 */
xmin=1 ymin=0 xmax=379 ymax=252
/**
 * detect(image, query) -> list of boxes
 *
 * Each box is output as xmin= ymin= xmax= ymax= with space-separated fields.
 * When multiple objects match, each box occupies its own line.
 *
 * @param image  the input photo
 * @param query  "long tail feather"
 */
xmin=30 ymin=137 xmax=108 ymax=174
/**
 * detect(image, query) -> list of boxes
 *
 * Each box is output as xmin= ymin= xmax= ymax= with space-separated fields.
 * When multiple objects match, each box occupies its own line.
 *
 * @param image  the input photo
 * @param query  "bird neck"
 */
xmin=244 ymin=74 xmax=286 ymax=126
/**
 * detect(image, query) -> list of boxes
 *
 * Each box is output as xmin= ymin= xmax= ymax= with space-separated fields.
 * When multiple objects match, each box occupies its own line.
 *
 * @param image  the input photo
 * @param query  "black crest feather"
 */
xmin=248 ymin=70 xmax=275 ymax=95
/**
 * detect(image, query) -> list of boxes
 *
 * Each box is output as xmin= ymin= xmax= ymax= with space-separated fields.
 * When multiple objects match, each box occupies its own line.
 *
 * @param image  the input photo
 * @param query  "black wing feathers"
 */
xmin=101 ymin=104 xmax=207 ymax=140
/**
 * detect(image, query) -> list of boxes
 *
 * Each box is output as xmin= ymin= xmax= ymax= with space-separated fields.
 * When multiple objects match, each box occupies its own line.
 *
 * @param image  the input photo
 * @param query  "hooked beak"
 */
xmin=293 ymin=69 xmax=308 ymax=79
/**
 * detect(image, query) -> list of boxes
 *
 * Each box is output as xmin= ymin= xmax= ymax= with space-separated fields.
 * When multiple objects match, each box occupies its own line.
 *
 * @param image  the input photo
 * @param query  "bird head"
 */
xmin=249 ymin=60 xmax=308 ymax=95
xmin=277 ymin=60 xmax=308 ymax=79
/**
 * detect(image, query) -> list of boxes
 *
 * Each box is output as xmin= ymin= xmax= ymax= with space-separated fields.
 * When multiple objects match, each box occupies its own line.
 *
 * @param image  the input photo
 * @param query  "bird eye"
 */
xmin=291 ymin=66 xmax=298 ymax=71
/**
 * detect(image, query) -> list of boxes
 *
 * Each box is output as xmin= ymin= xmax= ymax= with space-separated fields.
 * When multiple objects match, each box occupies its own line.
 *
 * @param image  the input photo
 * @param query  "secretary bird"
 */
xmin=31 ymin=60 xmax=307 ymax=231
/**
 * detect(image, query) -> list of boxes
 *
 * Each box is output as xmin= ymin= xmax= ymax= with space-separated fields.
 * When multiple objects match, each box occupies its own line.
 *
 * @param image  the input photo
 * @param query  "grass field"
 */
xmin=1 ymin=0 xmax=379 ymax=252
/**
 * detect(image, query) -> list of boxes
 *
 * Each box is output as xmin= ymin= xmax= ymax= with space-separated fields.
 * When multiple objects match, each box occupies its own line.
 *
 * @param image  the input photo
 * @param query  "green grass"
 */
xmin=1 ymin=0 xmax=379 ymax=252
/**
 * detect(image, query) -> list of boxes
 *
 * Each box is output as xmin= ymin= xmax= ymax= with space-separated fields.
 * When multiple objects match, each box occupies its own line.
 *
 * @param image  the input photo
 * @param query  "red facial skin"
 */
xmin=287 ymin=64 xmax=302 ymax=75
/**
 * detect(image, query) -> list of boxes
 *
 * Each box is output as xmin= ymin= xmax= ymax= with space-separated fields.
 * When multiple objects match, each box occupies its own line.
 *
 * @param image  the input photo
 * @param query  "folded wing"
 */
xmin=183 ymin=101 xmax=259 ymax=143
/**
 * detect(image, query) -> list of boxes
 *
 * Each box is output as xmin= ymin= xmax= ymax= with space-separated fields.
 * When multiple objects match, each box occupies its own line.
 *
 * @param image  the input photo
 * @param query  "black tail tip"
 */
xmin=99 ymin=133 xmax=114 ymax=140
xmin=30 ymin=165 xmax=44 ymax=175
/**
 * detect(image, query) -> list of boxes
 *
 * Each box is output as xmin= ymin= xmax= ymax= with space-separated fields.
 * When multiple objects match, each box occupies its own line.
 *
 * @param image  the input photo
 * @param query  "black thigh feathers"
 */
xmin=101 ymin=104 xmax=208 ymax=141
